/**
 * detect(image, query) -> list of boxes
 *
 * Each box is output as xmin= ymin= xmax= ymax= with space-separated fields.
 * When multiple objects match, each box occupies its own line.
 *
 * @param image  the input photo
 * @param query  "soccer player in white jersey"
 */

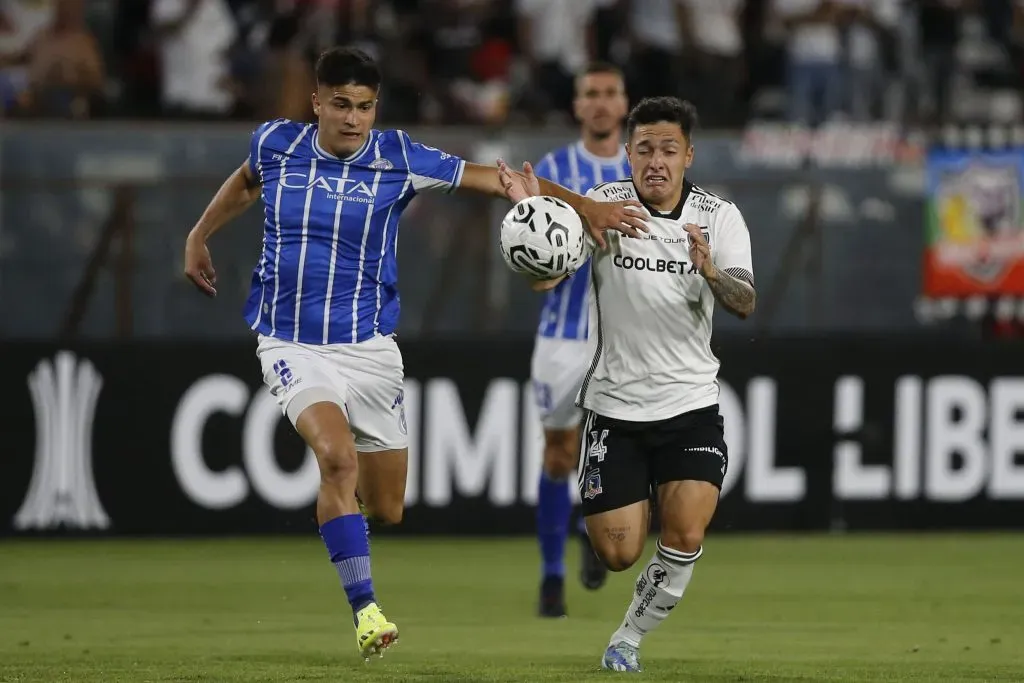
xmin=182 ymin=47 xmax=648 ymax=661
xmin=530 ymin=62 xmax=631 ymax=618
xmin=502 ymin=96 xmax=756 ymax=673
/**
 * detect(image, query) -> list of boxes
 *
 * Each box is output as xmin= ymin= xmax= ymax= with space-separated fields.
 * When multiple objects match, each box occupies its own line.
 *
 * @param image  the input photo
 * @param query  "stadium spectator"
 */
xmin=624 ymin=0 xmax=689 ymax=105
xmin=838 ymin=0 xmax=900 ymax=122
xmin=678 ymin=0 xmax=745 ymax=125
xmin=150 ymin=0 xmax=238 ymax=118
xmin=515 ymin=0 xmax=605 ymax=122
xmin=0 ymin=0 xmax=55 ymax=116
xmin=23 ymin=0 xmax=104 ymax=119
xmin=771 ymin=0 xmax=849 ymax=126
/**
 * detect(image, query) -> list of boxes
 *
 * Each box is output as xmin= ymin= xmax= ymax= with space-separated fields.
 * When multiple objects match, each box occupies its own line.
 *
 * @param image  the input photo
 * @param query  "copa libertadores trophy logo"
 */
xmin=13 ymin=351 xmax=110 ymax=531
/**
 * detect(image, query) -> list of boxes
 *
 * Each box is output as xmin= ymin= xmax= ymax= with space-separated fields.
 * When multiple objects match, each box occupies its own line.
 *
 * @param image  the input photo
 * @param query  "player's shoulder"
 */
xmin=377 ymin=128 xmax=455 ymax=166
xmin=251 ymin=118 xmax=309 ymax=146
xmin=586 ymin=178 xmax=635 ymax=202
xmin=685 ymin=182 xmax=747 ymax=230
xmin=686 ymin=182 xmax=735 ymax=214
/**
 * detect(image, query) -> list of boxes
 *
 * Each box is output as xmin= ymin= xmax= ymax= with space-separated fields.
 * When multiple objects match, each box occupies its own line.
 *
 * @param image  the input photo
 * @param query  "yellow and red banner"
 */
xmin=924 ymin=148 xmax=1024 ymax=296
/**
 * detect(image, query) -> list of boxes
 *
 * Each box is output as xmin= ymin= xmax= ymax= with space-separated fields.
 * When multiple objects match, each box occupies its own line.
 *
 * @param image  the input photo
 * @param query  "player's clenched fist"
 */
xmin=184 ymin=234 xmax=217 ymax=297
xmin=683 ymin=223 xmax=711 ymax=275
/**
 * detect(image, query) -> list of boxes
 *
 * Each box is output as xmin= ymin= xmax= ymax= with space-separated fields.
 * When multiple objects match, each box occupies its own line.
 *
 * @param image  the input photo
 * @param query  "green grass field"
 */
xmin=1 ymin=534 xmax=1023 ymax=682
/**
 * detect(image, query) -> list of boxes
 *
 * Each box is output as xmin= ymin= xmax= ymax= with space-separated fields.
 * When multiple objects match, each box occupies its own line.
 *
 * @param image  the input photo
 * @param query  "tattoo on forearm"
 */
xmin=708 ymin=268 xmax=756 ymax=318
xmin=605 ymin=526 xmax=630 ymax=542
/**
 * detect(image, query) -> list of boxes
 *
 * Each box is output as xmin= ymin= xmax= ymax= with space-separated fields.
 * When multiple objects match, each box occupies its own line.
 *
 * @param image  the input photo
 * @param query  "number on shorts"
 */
xmin=273 ymin=360 xmax=294 ymax=387
xmin=533 ymin=381 xmax=554 ymax=413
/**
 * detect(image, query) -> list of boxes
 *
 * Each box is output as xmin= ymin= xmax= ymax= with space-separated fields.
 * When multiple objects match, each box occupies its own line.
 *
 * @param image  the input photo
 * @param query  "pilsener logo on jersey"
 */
xmin=279 ymin=171 xmax=376 ymax=204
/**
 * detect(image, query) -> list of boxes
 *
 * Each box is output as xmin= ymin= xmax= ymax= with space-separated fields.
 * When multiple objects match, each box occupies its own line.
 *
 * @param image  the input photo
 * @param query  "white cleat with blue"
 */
xmin=602 ymin=641 xmax=642 ymax=673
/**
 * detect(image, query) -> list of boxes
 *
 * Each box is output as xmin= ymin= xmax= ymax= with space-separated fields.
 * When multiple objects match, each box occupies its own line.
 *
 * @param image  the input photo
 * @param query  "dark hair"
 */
xmin=315 ymin=47 xmax=382 ymax=90
xmin=578 ymin=61 xmax=624 ymax=80
xmin=626 ymin=97 xmax=699 ymax=141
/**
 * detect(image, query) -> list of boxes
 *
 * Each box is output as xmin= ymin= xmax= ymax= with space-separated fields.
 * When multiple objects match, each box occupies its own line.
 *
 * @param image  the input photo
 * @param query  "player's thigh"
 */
xmin=650 ymin=405 xmax=728 ymax=553
xmin=577 ymin=411 xmax=651 ymax=570
xmin=256 ymin=335 xmax=355 ymax=478
xmin=531 ymin=337 xmax=588 ymax=477
xmin=584 ymin=501 xmax=650 ymax=572
xmin=295 ymin=402 xmax=359 ymax=481
xmin=337 ymin=335 xmax=409 ymax=452
xmin=357 ymin=448 xmax=407 ymax=525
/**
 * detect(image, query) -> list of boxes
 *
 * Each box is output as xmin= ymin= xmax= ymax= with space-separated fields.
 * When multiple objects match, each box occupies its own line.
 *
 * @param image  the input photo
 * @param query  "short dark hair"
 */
xmin=315 ymin=47 xmax=382 ymax=90
xmin=626 ymin=97 xmax=699 ymax=141
xmin=578 ymin=61 xmax=624 ymax=81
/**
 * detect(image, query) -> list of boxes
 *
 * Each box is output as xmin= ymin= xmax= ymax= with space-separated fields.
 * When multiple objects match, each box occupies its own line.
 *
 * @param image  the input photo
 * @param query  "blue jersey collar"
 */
xmin=314 ymin=127 xmax=374 ymax=162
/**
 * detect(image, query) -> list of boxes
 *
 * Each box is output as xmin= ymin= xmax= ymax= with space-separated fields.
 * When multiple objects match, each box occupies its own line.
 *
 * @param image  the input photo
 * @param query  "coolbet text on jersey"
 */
xmin=577 ymin=179 xmax=755 ymax=421
xmin=534 ymin=142 xmax=631 ymax=341
xmin=244 ymin=119 xmax=466 ymax=344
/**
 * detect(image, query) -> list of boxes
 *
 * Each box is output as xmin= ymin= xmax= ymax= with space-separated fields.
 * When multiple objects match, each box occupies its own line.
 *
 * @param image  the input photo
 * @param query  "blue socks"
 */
xmin=538 ymin=472 xmax=572 ymax=578
xmin=319 ymin=514 xmax=376 ymax=615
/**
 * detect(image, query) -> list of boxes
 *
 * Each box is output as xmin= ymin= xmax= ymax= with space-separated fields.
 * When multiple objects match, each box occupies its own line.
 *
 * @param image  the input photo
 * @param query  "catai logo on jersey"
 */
xmin=280 ymin=171 xmax=376 ymax=203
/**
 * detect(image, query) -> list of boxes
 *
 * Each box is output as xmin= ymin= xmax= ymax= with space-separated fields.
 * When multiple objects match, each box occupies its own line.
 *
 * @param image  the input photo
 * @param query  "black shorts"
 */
xmin=576 ymin=404 xmax=728 ymax=516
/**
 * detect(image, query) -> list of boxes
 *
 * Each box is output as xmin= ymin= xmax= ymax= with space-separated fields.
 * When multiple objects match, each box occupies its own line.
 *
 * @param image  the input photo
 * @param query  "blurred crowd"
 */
xmin=2 ymin=0 xmax=1024 ymax=127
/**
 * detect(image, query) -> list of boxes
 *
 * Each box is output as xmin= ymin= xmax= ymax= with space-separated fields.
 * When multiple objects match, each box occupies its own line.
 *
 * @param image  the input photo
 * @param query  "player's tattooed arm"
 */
xmin=704 ymin=267 xmax=756 ymax=319
xmin=684 ymin=223 xmax=756 ymax=319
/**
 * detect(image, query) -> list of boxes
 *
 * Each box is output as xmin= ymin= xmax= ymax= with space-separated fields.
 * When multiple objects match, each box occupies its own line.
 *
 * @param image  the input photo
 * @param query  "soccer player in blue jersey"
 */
xmin=530 ymin=62 xmax=631 ymax=618
xmin=182 ymin=47 xmax=647 ymax=661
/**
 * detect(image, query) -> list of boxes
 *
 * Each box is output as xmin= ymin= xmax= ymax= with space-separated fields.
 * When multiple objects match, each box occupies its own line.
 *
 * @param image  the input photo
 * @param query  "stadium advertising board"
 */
xmin=2 ymin=338 xmax=1023 ymax=537
xmin=923 ymin=146 xmax=1024 ymax=297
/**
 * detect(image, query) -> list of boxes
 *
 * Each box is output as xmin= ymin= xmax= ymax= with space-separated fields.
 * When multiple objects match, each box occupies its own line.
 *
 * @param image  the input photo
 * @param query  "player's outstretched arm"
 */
xmin=184 ymin=160 xmax=262 ymax=297
xmin=459 ymin=161 xmax=648 ymax=249
xmin=684 ymin=223 xmax=756 ymax=319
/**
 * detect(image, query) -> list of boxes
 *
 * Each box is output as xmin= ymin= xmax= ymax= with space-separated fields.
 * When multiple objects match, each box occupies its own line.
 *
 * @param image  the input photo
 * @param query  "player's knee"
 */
xmin=598 ymin=546 xmax=644 ymax=572
xmin=364 ymin=498 xmax=404 ymax=525
xmin=660 ymin=527 xmax=705 ymax=555
xmin=592 ymin=533 xmax=646 ymax=572
xmin=542 ymin=444 xmax=576 ymax=480
xmin=313 ymin=440 xmax=358 ymax=488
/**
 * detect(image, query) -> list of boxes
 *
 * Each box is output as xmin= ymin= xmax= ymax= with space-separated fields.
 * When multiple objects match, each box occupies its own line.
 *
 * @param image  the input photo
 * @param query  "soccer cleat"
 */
xmin=579 ymin=531 xmax=607 ymax=590
xmin=602 ymin=641 xmax=642 ymax=673
xmin=538 ymin=575 xmax=567 ymax=618
xmin=354 ymin=602 xmax=398 ymax=659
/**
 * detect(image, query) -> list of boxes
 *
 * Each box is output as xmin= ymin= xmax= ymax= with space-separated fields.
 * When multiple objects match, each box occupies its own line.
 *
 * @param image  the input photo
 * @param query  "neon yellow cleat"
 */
xmin=354 ymin=602 xmax=398 ymax=659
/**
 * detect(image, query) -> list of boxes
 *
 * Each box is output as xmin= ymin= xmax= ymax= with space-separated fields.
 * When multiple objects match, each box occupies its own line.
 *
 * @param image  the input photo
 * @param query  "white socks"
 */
xmin=610 ymin=539 xmax=701 ymax=647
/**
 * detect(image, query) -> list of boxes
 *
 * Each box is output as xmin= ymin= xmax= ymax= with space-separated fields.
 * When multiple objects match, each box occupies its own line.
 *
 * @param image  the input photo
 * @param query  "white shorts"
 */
xmin=530 ymin=335 xmax=590 ymax=430
xmin=256 ymin=333 xmax=408 ymax=452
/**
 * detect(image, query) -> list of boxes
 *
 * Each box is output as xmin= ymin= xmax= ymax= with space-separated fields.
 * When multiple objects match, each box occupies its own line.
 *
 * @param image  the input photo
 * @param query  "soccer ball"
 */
xmin=499 ymin=196 xmax=587 ymax=279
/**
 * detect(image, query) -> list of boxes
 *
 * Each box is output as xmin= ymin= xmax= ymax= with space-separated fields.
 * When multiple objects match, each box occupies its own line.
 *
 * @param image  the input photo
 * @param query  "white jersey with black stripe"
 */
xmin=576 ymin=178 xmax=754 ymax=422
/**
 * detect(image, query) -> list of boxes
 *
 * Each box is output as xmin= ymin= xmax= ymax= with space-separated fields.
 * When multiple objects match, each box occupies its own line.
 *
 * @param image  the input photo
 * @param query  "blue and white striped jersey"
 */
xmin=243 ymin=119 xmax=465 ymax=344
xmin=534 ymin=141 xmax=630 ymax=341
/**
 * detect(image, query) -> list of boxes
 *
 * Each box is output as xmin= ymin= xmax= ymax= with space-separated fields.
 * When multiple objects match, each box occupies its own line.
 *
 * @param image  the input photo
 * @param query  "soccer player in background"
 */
xmin=502 ymin=96 xmax=756 ymax=672
xmin=530 ymin=62 xmax=630 ymax=618
xmin=183 ymin=47 xmax=648 ymax=660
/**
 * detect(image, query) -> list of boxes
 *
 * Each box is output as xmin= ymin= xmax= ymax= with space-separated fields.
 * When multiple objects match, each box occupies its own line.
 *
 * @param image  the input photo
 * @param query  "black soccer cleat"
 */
xmin=538 ymin=575 xmax=567 ymax=618
xmin=579 ymin=530 xmax=608 ymax=591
